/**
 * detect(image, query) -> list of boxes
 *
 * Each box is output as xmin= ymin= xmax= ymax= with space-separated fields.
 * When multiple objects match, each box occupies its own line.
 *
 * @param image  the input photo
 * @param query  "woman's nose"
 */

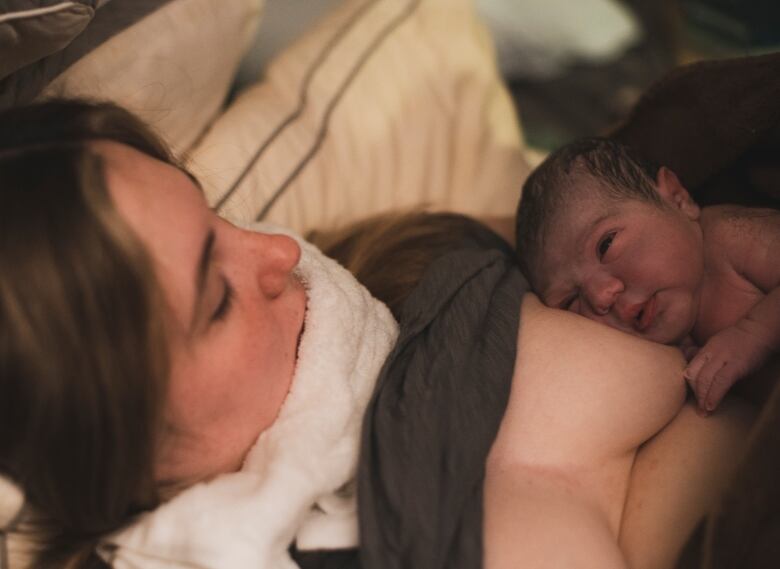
xmin=583 ymin=274 xmax=623 ymax=316
xmin=252 ymin=233 xmax=301 ymax=298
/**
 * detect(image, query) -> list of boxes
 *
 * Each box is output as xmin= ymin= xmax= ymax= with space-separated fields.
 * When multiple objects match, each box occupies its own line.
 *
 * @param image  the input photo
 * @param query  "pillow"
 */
xmin=0 ymin=1 xmax=175 ymax=109
xmin=38 ymin=0 xmax=264 ymax=155
xmin=0 ymin=0 xmax=96 ymax=80
xmin=187 ymin=0 xmax=533 ymax=234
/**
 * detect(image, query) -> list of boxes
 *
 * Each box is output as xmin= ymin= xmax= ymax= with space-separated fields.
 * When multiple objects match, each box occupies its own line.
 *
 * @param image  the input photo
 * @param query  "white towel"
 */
xmin=100 ymin=223 xmax=399 ymax=569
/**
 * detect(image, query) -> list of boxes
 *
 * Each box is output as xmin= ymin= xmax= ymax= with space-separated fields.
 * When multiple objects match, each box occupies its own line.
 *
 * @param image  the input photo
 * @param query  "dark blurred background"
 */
xmin=239 ymin=0 xmax=780 ymax=152
xmin=502 ymin=0 xmax=780 ymax=150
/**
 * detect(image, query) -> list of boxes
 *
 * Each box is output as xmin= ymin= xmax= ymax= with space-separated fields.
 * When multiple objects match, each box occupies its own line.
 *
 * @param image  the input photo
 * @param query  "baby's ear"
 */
xmin=655 ymin=167 xmax=700 ymax=220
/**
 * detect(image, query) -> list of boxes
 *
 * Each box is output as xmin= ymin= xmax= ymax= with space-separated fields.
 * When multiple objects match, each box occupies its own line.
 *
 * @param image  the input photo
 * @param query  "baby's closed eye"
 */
xmin=597 ymin=231 xmax=616 ymax=259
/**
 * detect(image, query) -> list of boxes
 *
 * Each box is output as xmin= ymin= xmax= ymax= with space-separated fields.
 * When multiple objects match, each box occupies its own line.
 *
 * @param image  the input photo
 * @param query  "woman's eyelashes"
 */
xmin=597 ymin=231 xmax=616 ymax=260
xmin=211 ymin=277 xmax=234 ymax=322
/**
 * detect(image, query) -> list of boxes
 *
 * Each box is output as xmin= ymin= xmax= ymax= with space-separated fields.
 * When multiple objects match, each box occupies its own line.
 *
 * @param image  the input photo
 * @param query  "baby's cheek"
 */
xmin=588 ymin=312 xmax=634 ymax=336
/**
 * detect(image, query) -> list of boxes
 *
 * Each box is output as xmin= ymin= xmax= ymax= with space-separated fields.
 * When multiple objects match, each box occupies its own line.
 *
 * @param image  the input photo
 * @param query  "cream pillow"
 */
xmin=39 ymin=0 xmax=264 ymax=156
xmin=188 ymin=0 xmax=532 ymax=234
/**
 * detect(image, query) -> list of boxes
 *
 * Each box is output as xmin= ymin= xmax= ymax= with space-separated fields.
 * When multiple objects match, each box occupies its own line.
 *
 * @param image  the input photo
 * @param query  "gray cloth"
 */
xmin=357 ymin=246 xmax=528 ymax=569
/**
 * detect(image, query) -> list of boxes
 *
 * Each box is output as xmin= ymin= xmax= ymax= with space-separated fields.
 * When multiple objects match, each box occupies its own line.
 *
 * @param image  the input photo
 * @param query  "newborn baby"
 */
xmin=515 ymin=137 xmax=779 ymax=412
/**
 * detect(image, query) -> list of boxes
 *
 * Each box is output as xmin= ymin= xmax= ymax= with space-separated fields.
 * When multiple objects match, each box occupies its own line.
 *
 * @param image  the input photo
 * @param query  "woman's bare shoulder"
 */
xmin=517 ymin=294 xmax=686 ymax=397
xmin=496 ymin=295 xmax=687 ymax=464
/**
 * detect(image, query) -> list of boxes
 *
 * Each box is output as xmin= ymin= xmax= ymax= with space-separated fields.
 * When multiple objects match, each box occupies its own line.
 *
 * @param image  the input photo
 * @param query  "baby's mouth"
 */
xmin=635 ymin=295 xmax=657 ymax=332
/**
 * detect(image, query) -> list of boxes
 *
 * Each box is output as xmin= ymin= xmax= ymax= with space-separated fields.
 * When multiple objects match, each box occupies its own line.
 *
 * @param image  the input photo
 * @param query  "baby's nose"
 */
xmin=585 ymin=275 xmax=623 ymax=315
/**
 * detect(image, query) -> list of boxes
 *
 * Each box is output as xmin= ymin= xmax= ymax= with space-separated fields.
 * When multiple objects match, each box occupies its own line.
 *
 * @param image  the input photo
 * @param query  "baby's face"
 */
xmin=533 ymin=196 xmax=705 ymax=345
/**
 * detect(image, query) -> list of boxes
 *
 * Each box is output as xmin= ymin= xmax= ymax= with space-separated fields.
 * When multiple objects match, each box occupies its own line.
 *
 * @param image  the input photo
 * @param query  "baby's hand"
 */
xmin=678 ymin=335 xmax=699 ymax=361
xmin=684 ymin=325 xmax=772 ymax=412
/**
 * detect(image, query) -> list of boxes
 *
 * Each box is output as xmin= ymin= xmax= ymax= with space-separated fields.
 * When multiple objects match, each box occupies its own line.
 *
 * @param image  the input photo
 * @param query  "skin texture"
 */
xmin=685 ymin=205 xmax=780 ymax=411
xmin=532 ymin=168 xmax=779 ymax=411
xmin=98 ymin=142 xmax=307 ymax=485
xmin=533 ymin=169 xmax=705 ymax=346
xmin=483 ymin=295 xmax=753 ymax=569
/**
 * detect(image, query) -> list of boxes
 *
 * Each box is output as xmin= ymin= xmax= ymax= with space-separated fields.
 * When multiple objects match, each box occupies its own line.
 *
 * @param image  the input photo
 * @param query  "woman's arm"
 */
xmin=618 ymin=398 xmax=754 ymax=569
xmin=484 ymin=459 xmax=629 ymax=569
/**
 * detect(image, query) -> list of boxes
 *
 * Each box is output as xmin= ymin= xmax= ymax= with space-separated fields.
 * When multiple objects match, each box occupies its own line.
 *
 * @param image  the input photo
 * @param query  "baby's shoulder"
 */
xmin=700 ymin=204 xmax=780 ymax=251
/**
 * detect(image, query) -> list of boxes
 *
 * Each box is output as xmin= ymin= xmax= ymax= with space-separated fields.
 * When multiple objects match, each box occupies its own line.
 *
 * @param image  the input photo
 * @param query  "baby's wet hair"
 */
xmin=515 ymin=137 xmax=661 ymax=286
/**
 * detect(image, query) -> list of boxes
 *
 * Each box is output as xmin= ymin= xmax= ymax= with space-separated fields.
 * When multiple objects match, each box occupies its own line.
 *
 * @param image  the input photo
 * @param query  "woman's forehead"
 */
xmin=97 ymin=141 xmax=213 ymax=334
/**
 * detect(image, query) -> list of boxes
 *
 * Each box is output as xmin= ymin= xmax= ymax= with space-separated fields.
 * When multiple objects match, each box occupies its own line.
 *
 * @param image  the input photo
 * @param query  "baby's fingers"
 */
xmin=696 ymin=357 xmax=729 ymax=412
xmin=702 ymin=365 xmax=737 ymax=412
xmin=683 ymin=351 xmax=710 ymax=388
xmin=684 ymin=352 xmax=726 ymax=412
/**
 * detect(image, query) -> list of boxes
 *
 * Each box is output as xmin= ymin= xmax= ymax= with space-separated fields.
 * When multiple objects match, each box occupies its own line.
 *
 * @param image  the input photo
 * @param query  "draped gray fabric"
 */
xmin=358 ymin=246 xmax=528 ymax=569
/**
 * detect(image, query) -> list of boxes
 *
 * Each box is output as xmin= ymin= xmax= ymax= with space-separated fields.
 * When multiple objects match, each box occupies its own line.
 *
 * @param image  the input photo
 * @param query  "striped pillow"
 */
xmin=188 ymin=0 xmax=532 ymax=233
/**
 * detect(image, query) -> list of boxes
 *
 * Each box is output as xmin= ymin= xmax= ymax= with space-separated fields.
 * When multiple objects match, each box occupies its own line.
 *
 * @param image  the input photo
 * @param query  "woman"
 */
xmin=0 ymin=100 xmax=752 ymax=569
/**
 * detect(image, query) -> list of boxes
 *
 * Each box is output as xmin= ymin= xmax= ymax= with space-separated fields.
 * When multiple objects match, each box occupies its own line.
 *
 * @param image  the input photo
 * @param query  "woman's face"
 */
xmin=98 ymin=142 xmax=307 ymax=484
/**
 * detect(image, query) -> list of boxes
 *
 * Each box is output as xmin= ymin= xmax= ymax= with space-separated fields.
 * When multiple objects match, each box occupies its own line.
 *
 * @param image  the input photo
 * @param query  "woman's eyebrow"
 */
xmin=190 ymin=229 xmax=215 ymax=333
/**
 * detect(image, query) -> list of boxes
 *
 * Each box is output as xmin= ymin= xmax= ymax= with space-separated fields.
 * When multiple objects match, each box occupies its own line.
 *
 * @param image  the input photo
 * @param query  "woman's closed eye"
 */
xmin=597 ymin=231 xmax=616 ymax=260
xmin=211 ymin=277 xmax=234 ymax=322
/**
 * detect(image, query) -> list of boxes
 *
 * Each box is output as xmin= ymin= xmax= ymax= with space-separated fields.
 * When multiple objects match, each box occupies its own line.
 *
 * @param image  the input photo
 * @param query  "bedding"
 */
xmin=39 ymin=0 xmax=263 ymax=155
xmin=188 ymin=0 xmax=531 ymax=234
xmin=0 ymin=1 xmax=177 ymax=108
xmin=611 ymin=50 xmax=780 ymax=210
xmin=357 ymin=245 xmax=527 ymax=569
xmin=0 ymin=0 xmax=96 ymax=80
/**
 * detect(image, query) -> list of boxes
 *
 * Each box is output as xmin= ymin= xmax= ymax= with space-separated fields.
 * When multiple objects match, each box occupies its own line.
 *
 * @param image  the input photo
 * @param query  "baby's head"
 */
xmin=515 ymin=137 xmax=705 ymax=345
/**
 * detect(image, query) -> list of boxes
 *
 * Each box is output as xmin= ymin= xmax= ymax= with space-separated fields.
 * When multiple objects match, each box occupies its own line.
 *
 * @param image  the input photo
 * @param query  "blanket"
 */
xmin=357 ymin=248 xmax=526 ymax=569
xmin=611 ymin=51 xmax=780 ymax=211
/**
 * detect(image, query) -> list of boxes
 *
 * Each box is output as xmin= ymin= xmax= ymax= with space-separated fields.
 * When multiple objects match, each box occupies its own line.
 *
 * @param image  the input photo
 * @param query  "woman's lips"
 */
xmin=293 ymin=276 xmax=308 ymax=362
xmin=295 ymin=317 xmax=306 ymax=360
xmin=636 ymin=294 xmax=657 ymax=332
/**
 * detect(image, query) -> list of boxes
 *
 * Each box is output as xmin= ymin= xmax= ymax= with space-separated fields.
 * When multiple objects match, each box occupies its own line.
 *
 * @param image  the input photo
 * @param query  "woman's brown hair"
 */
xmin=308 ymin=210 xmax=513 ymax=320
xmin=0 ymin=100 xmax=172 ymax=568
